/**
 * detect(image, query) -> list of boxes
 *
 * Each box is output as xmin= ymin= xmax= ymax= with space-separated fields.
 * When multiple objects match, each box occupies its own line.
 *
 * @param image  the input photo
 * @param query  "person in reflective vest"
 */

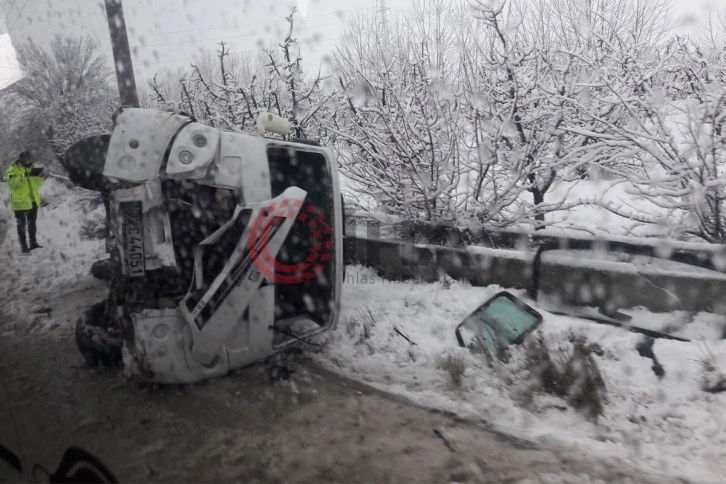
xmin=4 ymin=151 xmax=45 ymax=253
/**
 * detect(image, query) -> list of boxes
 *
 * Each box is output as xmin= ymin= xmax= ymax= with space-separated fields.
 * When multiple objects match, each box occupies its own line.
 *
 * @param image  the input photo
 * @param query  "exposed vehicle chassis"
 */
xmin=66 ymin=108 xmax=343 ymax=383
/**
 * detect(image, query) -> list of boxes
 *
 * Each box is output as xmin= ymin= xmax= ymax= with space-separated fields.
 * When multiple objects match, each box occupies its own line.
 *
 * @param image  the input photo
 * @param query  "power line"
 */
xmin=144 ymin=21 xmax=341 ymax=48
xmin=2 ymin=0 xmax=20 ymax=22
xmin=2 ymin=0 xmax=19 ymax=20
xmin=152 ymin=7 xmax=375 ymax=37
xmin=7 ymin=0 xmax=28 ymax=31
xmin=147 ymin=49 xmax=254 ymax=66
xmin=7 ymin=0 xmax=29 ymax=32
xmin=146 ymin=35 xmax=343 ymax=66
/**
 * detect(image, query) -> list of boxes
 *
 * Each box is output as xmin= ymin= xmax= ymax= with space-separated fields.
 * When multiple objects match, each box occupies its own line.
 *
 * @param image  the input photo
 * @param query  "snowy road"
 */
xmin=0 ymin=274 xmax=664 ymax=483
xmin=0 ymin=181 xmax=682 ymax=482
xmin=1 ymin=181 xmax=720 ymax=482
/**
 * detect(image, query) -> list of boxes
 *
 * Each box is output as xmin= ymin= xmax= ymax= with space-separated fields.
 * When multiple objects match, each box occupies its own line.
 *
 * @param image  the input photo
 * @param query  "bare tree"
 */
xmin=331 ymin=0 xmax=466 ymax=221
xmin=462 ymin=0 xmax=675 ymax=230
xmin=0 ymin=96 xmax=55 ymax=168
xmin=148 ymin=8 xmax=331 ymax=141
xmin=519 ymin=0 xmax=673 ymax=50
xmin=10 ymin=37 xmax=113 ymax=109
xmin=263 ymin=7 xmax=331 ymax=138
xmin=552 ymin=13 xmax=726 ymax=242
xmin=330 ymin=0 xmax=674 ymax=228
xmin=6 ymin=36 xmax=117 ymax=158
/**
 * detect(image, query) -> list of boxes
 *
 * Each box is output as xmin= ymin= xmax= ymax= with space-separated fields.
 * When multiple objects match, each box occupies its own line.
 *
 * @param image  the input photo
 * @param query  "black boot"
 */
xmin=17 ymin=225 xmax=29 ymax=253
xmin=28 ymin=210 xmax=41 ymax=249
xmin=29 ymin=233 xmax=42 ymax=250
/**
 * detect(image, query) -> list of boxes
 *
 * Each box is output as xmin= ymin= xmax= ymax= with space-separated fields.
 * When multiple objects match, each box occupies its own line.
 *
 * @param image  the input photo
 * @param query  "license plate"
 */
xmin=120 ymin=201 xmax=145 ymax=277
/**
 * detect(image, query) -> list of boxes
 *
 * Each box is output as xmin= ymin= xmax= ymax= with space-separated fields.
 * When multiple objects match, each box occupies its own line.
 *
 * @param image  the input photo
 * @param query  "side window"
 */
xmin=266 ymin=145 xmax=338 ymax=340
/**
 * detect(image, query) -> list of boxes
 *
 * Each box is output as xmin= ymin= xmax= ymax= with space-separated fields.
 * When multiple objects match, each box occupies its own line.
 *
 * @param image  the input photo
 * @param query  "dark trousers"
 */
xmin=15 ymin=206 xmax=38 ymax=250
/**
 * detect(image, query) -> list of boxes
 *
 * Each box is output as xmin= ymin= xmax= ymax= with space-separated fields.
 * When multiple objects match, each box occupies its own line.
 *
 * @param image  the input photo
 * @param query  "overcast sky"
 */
xmin=125 ymin=0 xmax=725 ymax=82
xmin=0 ymin=0 xmax=724 ymax=90
xmin=122 ymin=0 xmax=411 ymax=80
xmin=1 ymin=0 xmax=411 ymax=85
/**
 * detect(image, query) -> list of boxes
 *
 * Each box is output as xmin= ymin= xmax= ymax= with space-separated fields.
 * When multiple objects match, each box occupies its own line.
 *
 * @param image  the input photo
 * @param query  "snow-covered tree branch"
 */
xmin=4 ymin=36 xmax=118 ymax=161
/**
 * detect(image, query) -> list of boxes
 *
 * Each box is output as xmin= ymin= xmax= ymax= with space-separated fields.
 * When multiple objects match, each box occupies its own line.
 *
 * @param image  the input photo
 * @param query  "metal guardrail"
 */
xmin=343 ymin=233 xmax=726 ymax=313
xmin=347 ymin=217 xmax=726 ymax=260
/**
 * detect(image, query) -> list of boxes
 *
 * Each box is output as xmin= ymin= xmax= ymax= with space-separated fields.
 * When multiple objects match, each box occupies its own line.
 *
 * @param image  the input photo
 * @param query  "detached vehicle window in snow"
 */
xmin=456 ymin=292 xmax=543 ymax=353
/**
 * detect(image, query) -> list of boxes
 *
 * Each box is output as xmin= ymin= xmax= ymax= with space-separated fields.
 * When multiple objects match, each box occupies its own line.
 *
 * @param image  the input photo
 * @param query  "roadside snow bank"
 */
xmin=318 ymin=265 xmax=726 ymax=483
xmin=0 ymin=182 xmax=106 ymax=333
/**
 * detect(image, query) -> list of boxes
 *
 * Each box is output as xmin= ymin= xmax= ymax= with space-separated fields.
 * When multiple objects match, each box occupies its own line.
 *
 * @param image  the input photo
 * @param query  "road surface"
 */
xmin=0 ymin=212 xmax=680 ymax=483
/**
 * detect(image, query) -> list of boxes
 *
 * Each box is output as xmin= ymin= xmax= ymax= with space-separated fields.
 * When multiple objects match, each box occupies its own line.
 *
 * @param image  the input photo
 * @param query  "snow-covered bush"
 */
xmin=342 ymin=306 xmax=378 ymax=347
xmin=699 ymin=355 xmax=726 ymax=393
xmin=38 ymin=178 xmax=79 ymax=209
xmin=79 ymin=212 xmax=107 ymax=241
xmin=472 ymin=333 xmax=607 ymax=421
xmin=524 ymin=336 xmax=607 ymax=420
xmin=436 ymin=351 xmax=466 ymax=387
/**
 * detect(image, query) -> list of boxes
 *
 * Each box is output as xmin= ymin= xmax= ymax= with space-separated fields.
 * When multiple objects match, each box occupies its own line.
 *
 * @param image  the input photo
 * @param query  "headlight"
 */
xmin=117 ymin=155 xmax=137 ymax=172
xmin=152 ymin=323 xmax=170 ymax=340
xmin=193 ymin=134 xmax=207 ymax=147
xmin=179 ymin=150 xmax=194 ymax=164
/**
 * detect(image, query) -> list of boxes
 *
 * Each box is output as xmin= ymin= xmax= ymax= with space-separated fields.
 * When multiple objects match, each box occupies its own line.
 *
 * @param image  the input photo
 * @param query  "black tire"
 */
xmin=75 ymin=301 xmax=124 ymax=369
xmin=90 ymin=259 xmax=115 ymax=281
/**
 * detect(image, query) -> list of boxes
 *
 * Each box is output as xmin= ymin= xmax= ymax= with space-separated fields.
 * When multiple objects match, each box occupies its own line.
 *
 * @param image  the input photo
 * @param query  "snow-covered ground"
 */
xmin=4 ymin=181 xmax=726 ymax=482
xmin=0 ymin=180 xmax=106 ymax=329
xmin=317 ymin=265 xmax=726 ymax=483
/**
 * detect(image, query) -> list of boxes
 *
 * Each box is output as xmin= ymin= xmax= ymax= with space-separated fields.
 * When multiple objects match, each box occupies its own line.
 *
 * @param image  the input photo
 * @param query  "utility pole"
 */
xmin=377 ymin=0 xmax=390 ymax=39
xmin=104 ymin=0 xmax=139 ymax=107
xmin=376 ymin=0 xmax=390 ymax=65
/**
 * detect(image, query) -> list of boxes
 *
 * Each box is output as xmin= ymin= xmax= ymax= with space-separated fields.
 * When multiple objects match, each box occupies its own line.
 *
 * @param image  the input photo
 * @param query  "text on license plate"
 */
xmin=120 ymin=201 xmax=145 ymax=277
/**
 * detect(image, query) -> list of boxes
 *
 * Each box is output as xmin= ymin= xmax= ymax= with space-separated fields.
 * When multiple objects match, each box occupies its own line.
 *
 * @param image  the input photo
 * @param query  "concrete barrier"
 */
xmin=344 ymin=235 xmax=726 ymax=314
xmin=344 ymin=236 xmax=533 ymax=287
xmin=537 ymin=257 xmax=726 ymax=313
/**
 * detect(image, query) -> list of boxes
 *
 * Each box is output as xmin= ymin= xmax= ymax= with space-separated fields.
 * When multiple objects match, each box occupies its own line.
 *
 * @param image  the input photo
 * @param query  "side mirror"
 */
xmin=42 ymin=447 xmax=118 ymax=483
xmin=0 ymin=444 xmax=117 ymax=484
xmin=0 ymin=445 xmax=23 ymax=482
xmin=455 ymin=292 xmax=543 ymax=353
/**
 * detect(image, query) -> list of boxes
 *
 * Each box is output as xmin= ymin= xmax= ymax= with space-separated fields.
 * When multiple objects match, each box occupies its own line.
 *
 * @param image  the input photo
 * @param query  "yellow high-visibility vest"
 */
xmin=4 ymin=161 xmax=44 ymax=211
